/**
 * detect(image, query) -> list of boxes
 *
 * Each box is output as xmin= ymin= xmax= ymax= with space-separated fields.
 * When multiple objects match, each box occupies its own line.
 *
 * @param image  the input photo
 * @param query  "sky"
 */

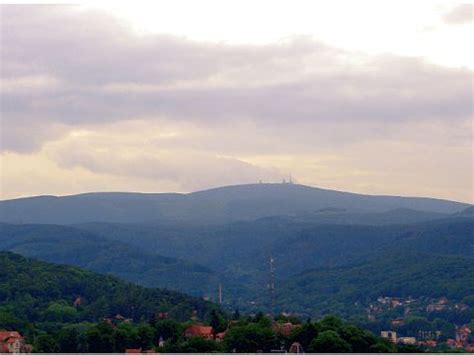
xmin=0 ymin=1 xmax=473 ymax=202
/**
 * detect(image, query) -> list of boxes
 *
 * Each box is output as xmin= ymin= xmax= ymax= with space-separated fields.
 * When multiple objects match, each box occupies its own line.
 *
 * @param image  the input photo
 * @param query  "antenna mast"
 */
xmin=218 ymin=283 xmax=223 ymax=304
xmin=269 ymin=253 xmax=276 ymax=316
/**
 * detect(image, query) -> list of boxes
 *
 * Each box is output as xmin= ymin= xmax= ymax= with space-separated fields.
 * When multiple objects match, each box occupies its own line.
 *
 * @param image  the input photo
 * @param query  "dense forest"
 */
xmin=0 ymin=251 xmax=219 ymax=335
xmin=275 ymin=251 xmax=474 ymax=317
xmin=0 ymin=251 xmax=416 ymax=353
xmin=2 ymin=215 xmax=472 ymax=318
xmin=0 ymin=223 xmax=219 ymax=296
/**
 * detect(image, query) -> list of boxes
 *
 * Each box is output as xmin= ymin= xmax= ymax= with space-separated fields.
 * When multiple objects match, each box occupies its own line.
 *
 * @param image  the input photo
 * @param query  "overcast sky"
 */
xmin=0 ymin=2 xmax=473 ymax=202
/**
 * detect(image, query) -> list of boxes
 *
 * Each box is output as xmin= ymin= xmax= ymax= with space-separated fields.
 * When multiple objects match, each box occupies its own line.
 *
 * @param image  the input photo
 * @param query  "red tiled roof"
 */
xmin=185 ymin=325 xmax=213 ymax=337
xmin=125 ymin=349 xmax=142 ymax=353
xmin=0 ymin=331 xmax=22 ymax=342
xmin=215 ymin=331 xmax=226 ymax=338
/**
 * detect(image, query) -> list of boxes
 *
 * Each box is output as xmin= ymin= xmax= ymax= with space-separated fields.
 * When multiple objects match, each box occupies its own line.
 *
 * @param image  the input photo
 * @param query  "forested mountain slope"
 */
xmin=275 ymin=251 xmax=474 ymax=318
xmin=0 ymin=183 xmax=468 ymax=224
xmin=0 ymin=223 xmax=219 ymax=296
xmin=0 ymin=251 xmax=219 ymax=330
xmin=1 ymin=212 xmax=472 ymax=316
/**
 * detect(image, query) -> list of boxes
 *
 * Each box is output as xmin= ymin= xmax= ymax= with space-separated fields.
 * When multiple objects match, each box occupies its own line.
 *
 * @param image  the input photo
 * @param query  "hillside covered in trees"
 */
xmin=0 ymin=251 xmax=415 ymax=353
xmin=0 ymin=251 xmax=219 ymax=334
xmin=275 ymin=251 xmax=474 ymax=318
xmin=1 ymin=214 xmax=473 ymax=318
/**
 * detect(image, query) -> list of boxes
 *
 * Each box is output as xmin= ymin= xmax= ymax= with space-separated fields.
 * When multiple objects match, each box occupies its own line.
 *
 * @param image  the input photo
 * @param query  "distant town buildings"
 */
xmin=446 ymin=325 xmax=474 ymax=351
xmin=375 ymin=295 xmax=473 ymax=352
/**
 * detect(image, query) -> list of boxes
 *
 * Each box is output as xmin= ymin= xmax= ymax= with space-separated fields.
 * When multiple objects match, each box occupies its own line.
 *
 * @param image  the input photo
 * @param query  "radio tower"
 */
xmin=269 ymin=253 xmax=276 ymax=316
xmin=218 ymin=283 xmax=223 ymax=304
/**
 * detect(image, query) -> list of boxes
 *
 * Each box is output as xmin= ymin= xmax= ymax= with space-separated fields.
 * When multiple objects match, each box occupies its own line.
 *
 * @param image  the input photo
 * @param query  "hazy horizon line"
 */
xmin=1 ymin=181 xmax=472 ymax=205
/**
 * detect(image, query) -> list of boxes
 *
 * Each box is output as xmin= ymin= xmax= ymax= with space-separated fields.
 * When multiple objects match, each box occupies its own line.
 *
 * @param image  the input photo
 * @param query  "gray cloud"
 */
xmin=442 ymin=3 xmax=473 ymax=24
xmin=50 ymin=142 xmax=284 ymax=191
xmin=1 ymin=5 xmax=472 ymax=153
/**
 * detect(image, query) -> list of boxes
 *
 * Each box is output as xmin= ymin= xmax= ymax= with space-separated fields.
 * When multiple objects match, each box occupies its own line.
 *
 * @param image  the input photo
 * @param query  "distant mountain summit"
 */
xmin=0 ymin=183 xmax=470 ymax=224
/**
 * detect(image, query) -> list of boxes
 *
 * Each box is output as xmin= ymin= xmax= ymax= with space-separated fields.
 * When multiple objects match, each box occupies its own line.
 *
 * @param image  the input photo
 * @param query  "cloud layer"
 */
xmin=1 ymin=5 xmax=472 ymax=202
xmin=442 ymin=3 xmax=473 ymax=24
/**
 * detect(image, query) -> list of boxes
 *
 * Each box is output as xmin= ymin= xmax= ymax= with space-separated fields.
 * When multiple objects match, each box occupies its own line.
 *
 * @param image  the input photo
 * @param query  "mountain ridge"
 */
xmin=1 ymin=183 xmax=470 ymax=225
xmin=2 ymin=183 xmax=470 ymax=204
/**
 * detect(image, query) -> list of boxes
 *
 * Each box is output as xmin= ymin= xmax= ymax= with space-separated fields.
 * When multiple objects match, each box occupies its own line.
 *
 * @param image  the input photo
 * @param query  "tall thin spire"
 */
xmin=269 ymin=253 xmax=276 ymax=315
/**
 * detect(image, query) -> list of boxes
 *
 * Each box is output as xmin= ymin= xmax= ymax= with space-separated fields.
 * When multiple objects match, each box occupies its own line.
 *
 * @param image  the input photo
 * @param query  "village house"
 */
xmin=184 ymin=324 xmax=214 ymax=340
xmin=454 ymin=303 xmax=469 ymax=311
xmin=446 ymin=326 xmax=473 ymax=353
xmin=390 ymin=298 xmax=403 ymax=308
xmin=390 ymin=318 xmax=404 ymax=327
xmin=426 ymin=297 xmax=450 ymax=312
xmin=380 ymin=330 xmax=397 ymax=343
xmin=455 ymin=325 xmax=472 ymax=346
xmin=272 ymin=322 xmax=301 ymax=337
xmin=157 ymin=312 xmax=169 ymax=319
xmin=426 ymin=303 xmax=447 ymax=312
xmin=438 ymin=297 xmax=449 ymax=305
xmin=288 ymin=342 xmax=304 ymax=353
xmin=417 ymin=330 xmax=441 ymax=340
xmin=73 ymin=296 xmax=82 ymax=307
xmin=103 ymin=314 xmax=132 ymax=327
xmin=0 ymin=331 xmax=32 ymax=353
xmin=447 ymin=338 xmax=458 ymax=347
xmin=215 ymin=332 xmax=226 ymax=342
xmin=158 ymin=336 xmax=165 ymax=347
xmin=417 ymin=340 xmax=437 ymax=348
xmin=376 ymin=296 xmax=404 ymax=308
xmin=125 ymin=349 xmax=142 ymax=353
xmin=398 ymin=337 xmax=417 ymax=345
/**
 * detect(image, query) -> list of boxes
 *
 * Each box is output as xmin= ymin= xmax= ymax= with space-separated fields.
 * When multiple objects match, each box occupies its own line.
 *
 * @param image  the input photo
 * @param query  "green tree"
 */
xmin=320 ymin=315 xmax=344 ymax=331
xmin=114 ymin=322 xmax=139 ymax=352
xmin=289 ymin=322 xmax=320 ymax=349
xmin=308 ymin=330 xmax=352 ymax=353
xmin=339 ymin=324 xmax=377 ymax=352
xmin=210 ymin=309 xmax=227 ymax=333
xmin=58 ymin=327 xmax=80 ymax=352
xmin=369 ymin=339 xmax=395 ymax=353
xmin=86 ymin=321 xmax=116 ymax=352
xmin=180 ymin=336 xmax=223 ymax=352
xmin=154 ymin=319 xmax=184 ymax=343
xmin=35 ymin=333 xmax=59 ymax=352
xmin=45 ymin=301 xmax=78 ymax=322
xmin=225 ymin=323 xmax=278 ymax=352
xmin=137 ymin=323 xmax=154 ymax=350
